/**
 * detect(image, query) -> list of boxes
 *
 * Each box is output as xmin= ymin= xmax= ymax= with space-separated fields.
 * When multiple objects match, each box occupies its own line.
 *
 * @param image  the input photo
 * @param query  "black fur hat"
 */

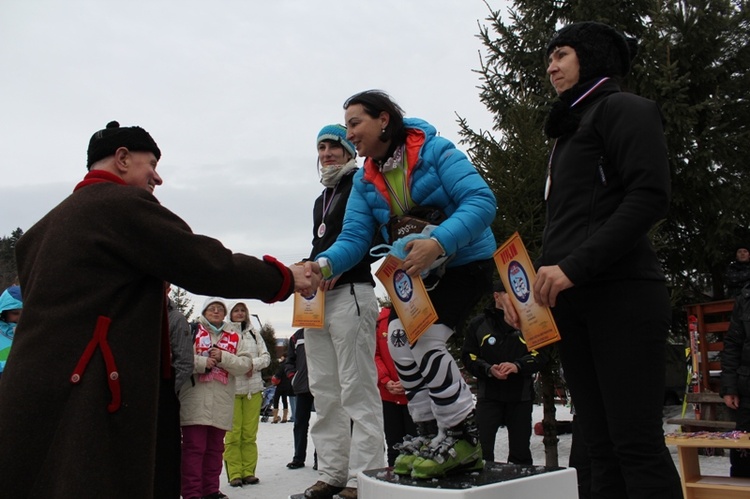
xmin=547 ymin=22 xmax=635 ymax=82
xmin=86 ymin=121 xmax=161 ymax=170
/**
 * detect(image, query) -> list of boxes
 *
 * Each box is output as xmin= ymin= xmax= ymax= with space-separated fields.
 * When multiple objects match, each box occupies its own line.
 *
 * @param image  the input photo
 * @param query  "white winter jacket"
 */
xmin=230 ymin=303 xmax=270 ymax=396
xmin=179 ymin=313 xmax=252 ymax=431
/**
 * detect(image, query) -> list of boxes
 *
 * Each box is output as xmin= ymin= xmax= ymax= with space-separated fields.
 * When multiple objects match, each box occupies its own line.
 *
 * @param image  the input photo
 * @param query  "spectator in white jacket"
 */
xmin=179 ymin=297 xmax=252 ymax=499
xmin=223 ymin=301 xmax=271 ymax=487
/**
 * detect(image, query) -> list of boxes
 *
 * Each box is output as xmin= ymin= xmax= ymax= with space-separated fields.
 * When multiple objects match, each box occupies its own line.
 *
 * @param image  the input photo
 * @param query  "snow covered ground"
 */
xmin=215 ymin=403 xmax=730 ymax=499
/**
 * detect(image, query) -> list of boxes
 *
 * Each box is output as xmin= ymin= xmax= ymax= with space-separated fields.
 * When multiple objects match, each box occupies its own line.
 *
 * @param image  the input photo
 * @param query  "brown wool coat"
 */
xmin=0 ymin=181 xmax=293 ymax=499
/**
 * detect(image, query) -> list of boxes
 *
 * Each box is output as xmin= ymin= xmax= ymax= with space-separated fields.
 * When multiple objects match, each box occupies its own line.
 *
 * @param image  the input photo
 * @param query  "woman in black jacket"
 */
xmin=504 ymin=22 xmax=683 ymax=498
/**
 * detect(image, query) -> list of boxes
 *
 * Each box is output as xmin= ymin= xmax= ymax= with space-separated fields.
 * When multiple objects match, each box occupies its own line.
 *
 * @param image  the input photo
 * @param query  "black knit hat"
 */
xmin=86 ymin=121 xmax=161 ymax=170
xmin=547 ymin=22 xmax=634 ymax=83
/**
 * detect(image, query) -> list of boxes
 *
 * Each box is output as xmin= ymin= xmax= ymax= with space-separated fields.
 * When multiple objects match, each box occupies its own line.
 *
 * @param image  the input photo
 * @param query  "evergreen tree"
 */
xmin=459 ymin=2 xmax=574 ymax=466
xmin=468 ymin=0 xmax=749 ymax=300
xmin=634 ymin=0 xmax=750 ymax=301
xmin=0 ymin=228 xmax=23 ymax=289
xmin=259 ymin=322 xmax=281 ymax=381
xmin=169 ymin=286 xmax=195 ymax=321
xmin=376 ymin=295 xmax=392 ymax=309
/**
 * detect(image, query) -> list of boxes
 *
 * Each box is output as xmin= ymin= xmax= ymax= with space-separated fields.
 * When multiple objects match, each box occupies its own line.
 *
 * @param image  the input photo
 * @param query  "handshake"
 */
xmin=288 ymin=260 xmax=323 ymax=298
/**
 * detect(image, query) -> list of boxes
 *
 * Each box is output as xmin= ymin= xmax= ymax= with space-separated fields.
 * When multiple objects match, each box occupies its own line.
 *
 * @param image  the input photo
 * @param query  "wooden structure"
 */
xmin=666 ymin=299 xmax=735 ymax=429
xmin=666 ymin=434 xmax=750 ymax=499
xmin=673 ymin=392 xmax=735 ymax=431
xmin=687 ymin=299 xmax=734 ymax=394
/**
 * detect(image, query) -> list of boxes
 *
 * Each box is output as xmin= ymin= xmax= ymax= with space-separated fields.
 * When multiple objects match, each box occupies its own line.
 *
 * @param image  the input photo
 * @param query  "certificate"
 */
xmin=493 ymin=232 xmax=561 ymax=350
xmin=375 ymin=254 xmax=437 ymax=344
xmin=291 ymin=290 xmax=325 ymax=328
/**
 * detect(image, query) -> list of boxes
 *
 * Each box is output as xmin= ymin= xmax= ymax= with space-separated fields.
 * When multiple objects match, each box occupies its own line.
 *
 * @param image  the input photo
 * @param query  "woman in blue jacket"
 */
xmin=0 ymin=285 xmax=22 ymax=380
xmin=316 ymin=90 xmax=496 ymax=479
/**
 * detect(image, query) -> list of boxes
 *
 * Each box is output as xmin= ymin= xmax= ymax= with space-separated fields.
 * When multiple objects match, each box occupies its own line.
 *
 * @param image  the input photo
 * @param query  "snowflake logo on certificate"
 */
xmin=507 ymin=261 xmax=531 ymax=303
xmin=393 ymin=269 xmax=413 ymax=302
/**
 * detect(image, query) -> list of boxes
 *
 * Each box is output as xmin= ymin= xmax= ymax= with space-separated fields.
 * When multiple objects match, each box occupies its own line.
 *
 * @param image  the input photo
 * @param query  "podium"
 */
xmin=357 ymin=462 xmax=578 ymax=498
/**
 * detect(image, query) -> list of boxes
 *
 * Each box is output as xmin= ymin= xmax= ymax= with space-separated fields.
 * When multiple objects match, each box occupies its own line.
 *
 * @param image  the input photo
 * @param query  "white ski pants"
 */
xmin=306 ymin=283 xmax=384 ymax=487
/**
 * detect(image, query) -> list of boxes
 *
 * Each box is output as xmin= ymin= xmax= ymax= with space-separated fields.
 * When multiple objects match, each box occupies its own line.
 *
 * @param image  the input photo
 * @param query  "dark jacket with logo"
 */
xmin=462 ymin=305 xmax=548 ymax=402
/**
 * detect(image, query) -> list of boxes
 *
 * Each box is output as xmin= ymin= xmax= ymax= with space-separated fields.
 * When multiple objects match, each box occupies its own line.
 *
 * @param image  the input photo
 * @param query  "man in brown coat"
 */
xmin=0 ymin=121 xmax=320 ymax=499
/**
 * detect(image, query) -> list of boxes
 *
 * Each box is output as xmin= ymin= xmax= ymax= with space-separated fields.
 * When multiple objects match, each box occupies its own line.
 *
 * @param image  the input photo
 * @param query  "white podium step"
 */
xmin=357 ymin=462 xmax=578 ymax=499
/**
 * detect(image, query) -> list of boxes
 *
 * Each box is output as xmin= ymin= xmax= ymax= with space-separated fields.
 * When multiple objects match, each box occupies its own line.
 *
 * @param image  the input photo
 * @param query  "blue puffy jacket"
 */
xmin=0 ymin=285 xmax=23 ymax=375
xmin=317 ymin=118 xmax=496 ymax=275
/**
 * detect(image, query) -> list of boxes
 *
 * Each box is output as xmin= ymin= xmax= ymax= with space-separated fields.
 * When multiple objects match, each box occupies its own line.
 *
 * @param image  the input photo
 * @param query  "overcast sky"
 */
xmin=1 ymin=0 xmax=512 ymax=338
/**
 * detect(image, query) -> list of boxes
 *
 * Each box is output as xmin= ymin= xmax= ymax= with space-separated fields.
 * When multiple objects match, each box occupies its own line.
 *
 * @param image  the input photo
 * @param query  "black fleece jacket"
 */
xmin=308 ymin=170 xmax=374 ymax=287
xmin=540 ymin=80 xmax=669 ymax=286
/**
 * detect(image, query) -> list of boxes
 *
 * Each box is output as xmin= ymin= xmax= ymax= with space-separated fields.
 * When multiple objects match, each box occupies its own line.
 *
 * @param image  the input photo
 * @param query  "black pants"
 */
xmin=475 ymin=398 xmax=533 ymax=464
xmin=570 ymin=414 xmax=592 ymax=499
xmin=382 ymin=400 xmax=417 ymax=466
xmin=154 ymin=376 xmax=181 ymax=499
xmin=427 ymin=258 xmax=494 ymax=328
xmin=292 ymin=392 xmax=314 ymax=463
xmin=273 ymin=389 xmax=289 ymax=410
xmin=731 ymin=392 xmax=750 ymax=477
xmin=553 ymin=280 xmax=682 ymax=499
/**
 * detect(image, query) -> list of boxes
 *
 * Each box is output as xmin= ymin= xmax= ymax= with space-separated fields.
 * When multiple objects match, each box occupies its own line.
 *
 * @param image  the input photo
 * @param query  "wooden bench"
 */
xmin=666 ymin=392 xmax=736 ymax=431
xmin=666 ymin=434 xmax=750 ymax=499
xmin=666 ymin=418 xmax=736 ymax=431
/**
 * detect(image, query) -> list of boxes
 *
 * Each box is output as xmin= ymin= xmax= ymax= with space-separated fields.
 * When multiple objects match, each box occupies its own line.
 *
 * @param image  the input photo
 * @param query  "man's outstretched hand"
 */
xmin=290 ymin=261 xmax=322 ymax=298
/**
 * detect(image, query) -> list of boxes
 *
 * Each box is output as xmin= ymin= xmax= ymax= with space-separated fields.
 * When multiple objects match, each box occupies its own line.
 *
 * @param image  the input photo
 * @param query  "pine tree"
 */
xmin=0 ymin=228 xmax=23 ymax=289
xmin=465 ymin=0 xmax=750 ymax=296
xmin=169 ymin=286 xmax=195 ymax=321
xmin=634 ymin=0 xmax=750 ymax=301
xmin=376 ymin=295 xmax=392 ymax=309
xmin=460 ymin=1 xmax=573 ymax=467
xmin=260 ymin=322 xmax=281 ymax=381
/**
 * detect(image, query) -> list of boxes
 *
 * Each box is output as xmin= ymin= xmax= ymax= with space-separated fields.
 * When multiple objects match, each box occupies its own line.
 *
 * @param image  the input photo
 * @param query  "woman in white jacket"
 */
xmin=179 ymin=297 xmax=252 ymax=499
xmin=223 ymin=301 xmax=271 ymax=487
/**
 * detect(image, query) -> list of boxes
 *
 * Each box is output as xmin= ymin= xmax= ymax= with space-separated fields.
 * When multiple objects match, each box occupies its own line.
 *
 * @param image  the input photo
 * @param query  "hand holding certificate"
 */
xmin=375 ymin=254 xmax=437 ymax=344
xmin=493 ymin=232 xmax=561 ymax=350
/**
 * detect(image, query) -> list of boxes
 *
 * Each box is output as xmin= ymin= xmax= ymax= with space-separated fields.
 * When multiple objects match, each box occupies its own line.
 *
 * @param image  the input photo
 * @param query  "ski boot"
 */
xmin=392 ymin=420 xmax=438 ymax=475
xmin=411 ymin=412 xmax=484 ymax=479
